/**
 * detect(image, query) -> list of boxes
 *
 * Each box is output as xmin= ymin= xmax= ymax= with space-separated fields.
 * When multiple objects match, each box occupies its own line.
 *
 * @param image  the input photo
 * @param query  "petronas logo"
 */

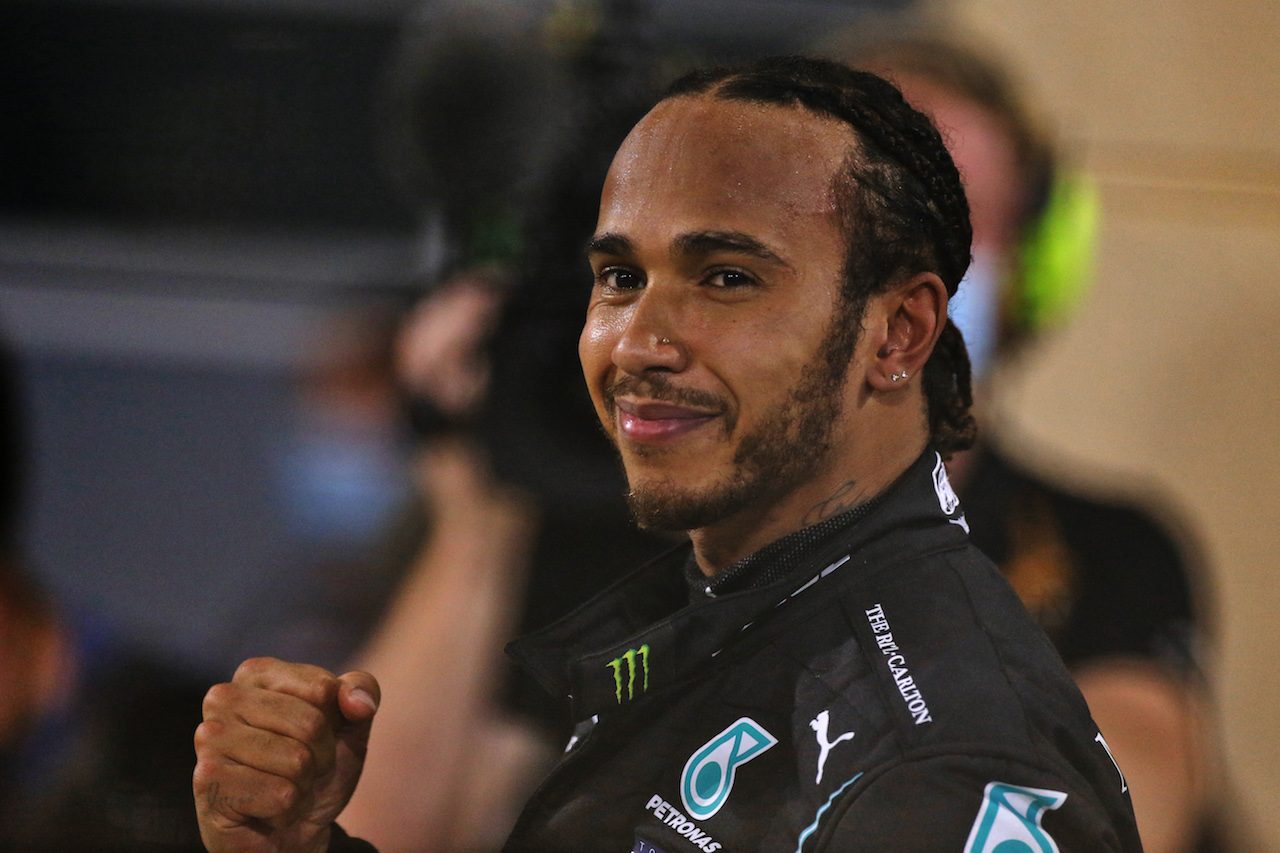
xmin=680 ymin=717 xmax=777 ymax=820
xmin=963 ymin=782 xmax=1067 ymax=853
xmin=608 ymin=644 xmax=650 ymax=703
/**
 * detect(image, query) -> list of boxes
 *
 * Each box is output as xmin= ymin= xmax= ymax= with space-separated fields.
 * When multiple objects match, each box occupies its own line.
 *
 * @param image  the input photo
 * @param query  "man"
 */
xmin=194 ymin=56 xmax=1143 ymax=852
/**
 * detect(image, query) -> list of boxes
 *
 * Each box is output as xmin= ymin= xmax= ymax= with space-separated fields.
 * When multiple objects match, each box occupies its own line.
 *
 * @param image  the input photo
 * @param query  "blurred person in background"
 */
xmin=250 ymin=289 xmax=421 ymax=674
xmin=0 ymin=334 xmax=208 ymax=852
xmin=0 ymin=333 xmax=80 ymax=847
xmin=831 ymin=33 xmax=1239 ymax=853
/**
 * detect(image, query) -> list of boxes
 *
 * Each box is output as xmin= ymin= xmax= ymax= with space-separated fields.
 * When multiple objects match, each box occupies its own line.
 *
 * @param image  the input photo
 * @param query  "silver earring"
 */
xmin=891 ymin=370 xmax=909 ymax=382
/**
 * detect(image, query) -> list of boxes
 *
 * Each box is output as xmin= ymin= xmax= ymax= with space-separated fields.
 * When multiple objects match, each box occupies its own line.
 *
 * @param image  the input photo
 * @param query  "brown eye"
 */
xmin=599 ymin=268 xmax=644 ymax=290
xmin=706 ymin=269 xmax=754 ymax=288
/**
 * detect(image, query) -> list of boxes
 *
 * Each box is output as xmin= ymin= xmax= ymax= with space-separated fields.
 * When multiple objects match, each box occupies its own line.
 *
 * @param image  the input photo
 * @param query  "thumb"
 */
xmin=335 ymin=671 xmax=379 ymax=753
xmin=284 ymin=671 xmax=379 ymax=830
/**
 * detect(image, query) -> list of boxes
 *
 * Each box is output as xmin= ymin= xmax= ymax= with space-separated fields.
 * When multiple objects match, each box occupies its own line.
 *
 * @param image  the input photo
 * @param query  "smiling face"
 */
xmin=580 ymin=95 xmax=873 ymax=548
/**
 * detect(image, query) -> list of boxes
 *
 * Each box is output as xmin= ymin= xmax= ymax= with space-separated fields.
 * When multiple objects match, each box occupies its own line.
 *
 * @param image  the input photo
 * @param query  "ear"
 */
xmin=866 ymin=272 xmax=948 ymax=392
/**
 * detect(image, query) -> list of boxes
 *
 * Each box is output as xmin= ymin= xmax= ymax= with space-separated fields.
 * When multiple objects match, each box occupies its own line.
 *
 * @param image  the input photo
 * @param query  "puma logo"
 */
xmin=810 ymin=710 xmax=855 ymax=784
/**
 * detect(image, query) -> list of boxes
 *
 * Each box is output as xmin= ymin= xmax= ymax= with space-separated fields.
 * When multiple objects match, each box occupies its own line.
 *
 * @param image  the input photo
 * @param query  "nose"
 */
xmin=610 ymin=288 xmax=688 ymax=377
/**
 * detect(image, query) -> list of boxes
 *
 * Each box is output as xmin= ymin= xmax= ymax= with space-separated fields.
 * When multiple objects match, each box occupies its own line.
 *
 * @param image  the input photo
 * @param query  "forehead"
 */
xmin=597 ymin=95 xmax=855 ymax=244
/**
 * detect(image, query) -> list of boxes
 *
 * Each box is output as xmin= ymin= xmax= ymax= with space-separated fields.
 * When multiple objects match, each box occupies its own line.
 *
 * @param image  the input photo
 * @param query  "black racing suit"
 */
xmin=335 ymin=449 xmax=1143 ymax=852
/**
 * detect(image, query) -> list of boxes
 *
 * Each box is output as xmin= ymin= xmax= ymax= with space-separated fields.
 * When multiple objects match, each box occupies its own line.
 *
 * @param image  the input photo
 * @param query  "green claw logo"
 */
xmin=608 ymin=644 xmax=650 ymax=703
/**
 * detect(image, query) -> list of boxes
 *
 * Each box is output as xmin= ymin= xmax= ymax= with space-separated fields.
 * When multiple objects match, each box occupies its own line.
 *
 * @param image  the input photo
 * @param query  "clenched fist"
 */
xmin=193 ymin=658 xmax=380 ymax=853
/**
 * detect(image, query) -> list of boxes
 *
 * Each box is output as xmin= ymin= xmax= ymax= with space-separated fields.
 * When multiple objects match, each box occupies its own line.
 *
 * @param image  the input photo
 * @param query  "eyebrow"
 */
xmin=586 ymin=232 xmax=634 ymax=258
xmin=671 ymin=231 xmax=791 ymax=269
xmin=586 ymin=230 xmax=792 ymax=270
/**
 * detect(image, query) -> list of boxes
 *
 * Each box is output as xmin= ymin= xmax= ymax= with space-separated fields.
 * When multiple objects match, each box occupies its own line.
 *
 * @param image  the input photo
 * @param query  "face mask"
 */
xmin=277 ymin=413 xmax=414 ymax=547
xmin=949 ymin=247 xmax=1006 ymax=383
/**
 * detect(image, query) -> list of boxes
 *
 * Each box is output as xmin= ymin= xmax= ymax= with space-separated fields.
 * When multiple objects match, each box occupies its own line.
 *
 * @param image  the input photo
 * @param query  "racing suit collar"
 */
xmin=507 ymin=447 xmax=970 ymax=722
xmin=680 ymin=495 xmax=885 ymax=602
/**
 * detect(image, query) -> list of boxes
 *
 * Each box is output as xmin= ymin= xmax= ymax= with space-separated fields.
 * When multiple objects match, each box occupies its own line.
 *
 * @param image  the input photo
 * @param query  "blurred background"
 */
xmin=0 ymin=0 xmax=1275 ymax=849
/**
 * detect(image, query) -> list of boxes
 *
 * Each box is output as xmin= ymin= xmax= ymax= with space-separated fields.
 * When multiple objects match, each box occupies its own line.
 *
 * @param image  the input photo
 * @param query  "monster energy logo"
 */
xmin=608 ymin=644 xmax=650 ymax=703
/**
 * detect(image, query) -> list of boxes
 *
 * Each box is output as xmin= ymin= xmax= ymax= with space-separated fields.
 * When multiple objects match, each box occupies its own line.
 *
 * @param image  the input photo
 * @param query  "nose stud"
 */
xmin=660 ymin=337 xmax=671 ymax=345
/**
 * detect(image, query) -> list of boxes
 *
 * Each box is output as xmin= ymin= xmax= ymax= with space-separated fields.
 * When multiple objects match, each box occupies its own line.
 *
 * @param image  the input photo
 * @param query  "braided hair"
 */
xmin=663 ymin=56 xmax=977 ymax=456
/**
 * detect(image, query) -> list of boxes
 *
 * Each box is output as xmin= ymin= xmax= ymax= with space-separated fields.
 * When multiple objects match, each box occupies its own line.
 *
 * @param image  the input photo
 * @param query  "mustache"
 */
xmin=604 ymin=373 xmax=727 ymax=414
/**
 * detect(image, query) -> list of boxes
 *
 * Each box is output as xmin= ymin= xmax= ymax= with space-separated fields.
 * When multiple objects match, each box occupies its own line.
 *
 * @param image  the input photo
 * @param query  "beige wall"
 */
xmin=928 ymin=0 xmax=1280 ymax=846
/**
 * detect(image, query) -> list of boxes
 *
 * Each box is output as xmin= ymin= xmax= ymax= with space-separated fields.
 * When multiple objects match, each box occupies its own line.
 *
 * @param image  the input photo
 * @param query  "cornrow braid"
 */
xmin=924 ymin=321 xmax=976 ymax=453
xmin=663 ymin=55 xmax=977 ymax=456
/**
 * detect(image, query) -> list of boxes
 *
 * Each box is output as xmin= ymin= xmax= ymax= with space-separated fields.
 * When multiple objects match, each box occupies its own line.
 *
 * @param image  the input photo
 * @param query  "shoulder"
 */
xmin=786 ymin=542 xmax=1122 ymax=777
xmin=779 ymin=548 xmax=1143 ymax=851
xmin=766 ymin=539 xmax=1093 ymax=756
xmin=830 ymin=541 xmax=1072 ymax=720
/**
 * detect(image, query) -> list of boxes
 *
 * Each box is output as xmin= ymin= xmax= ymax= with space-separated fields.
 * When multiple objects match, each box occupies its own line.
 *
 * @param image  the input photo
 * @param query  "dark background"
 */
xmin=0 ymin=0 xmax=913 ymax=678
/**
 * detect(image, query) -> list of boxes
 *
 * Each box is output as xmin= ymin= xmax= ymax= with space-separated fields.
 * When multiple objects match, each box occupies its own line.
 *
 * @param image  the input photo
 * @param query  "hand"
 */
xmin=414 ymin=438 xmax=534 ymax=527
xmin=193 ymin=658 xmax=381 ymax=853
xmin=396 ymin=271 xmax=508 ymax=421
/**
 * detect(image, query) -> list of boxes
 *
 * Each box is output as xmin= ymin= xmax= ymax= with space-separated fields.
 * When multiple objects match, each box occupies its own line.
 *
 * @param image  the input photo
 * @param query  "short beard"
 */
xmin=625 ymin=299 xmax=863 ymax=533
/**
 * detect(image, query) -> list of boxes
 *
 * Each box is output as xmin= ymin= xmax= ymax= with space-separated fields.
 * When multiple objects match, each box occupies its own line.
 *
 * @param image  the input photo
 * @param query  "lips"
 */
xmin=614 ymin=397 xmax=720 ymax=443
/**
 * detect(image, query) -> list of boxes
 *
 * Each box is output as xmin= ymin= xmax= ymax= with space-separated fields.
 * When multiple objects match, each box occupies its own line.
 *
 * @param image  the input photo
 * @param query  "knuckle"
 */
xmin=192 ymin=762 xmax=242 ymax=819
xmin=201 ymin=682 xmax=235 ymax=716
xmin=282 ymin=741 xmax=315 ymax=779
xmin=192 ymin=719 xmax=225 ymax=753
xmin=310 ymin=674 xmax=340 ymax=707
xmin=191 ymin=761 xmax=216 ymax=799
xmin=294 ymin=704 xmax=329 ymax=742
xmin=234 ymin=656 xmax=278 ymax=681
xmin=270 ymin=777 xmax=303 ymax=814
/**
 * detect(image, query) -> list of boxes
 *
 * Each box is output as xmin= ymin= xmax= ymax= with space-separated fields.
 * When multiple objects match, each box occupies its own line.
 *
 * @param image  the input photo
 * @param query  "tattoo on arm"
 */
xmin=804 ymin=481 xmax=862 ymax=527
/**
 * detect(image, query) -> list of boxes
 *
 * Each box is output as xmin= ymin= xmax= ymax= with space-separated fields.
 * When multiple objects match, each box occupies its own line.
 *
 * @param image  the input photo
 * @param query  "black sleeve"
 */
xmin=329 ymin=823 xmax=380 ymax=853
xmin=961 ymin=449 xmax=1203 ymax=677
xmin=1054 ymin=495 xmax=1200 ymax=674
xmin=810 ymin=754 xmax=1136 ymax=853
